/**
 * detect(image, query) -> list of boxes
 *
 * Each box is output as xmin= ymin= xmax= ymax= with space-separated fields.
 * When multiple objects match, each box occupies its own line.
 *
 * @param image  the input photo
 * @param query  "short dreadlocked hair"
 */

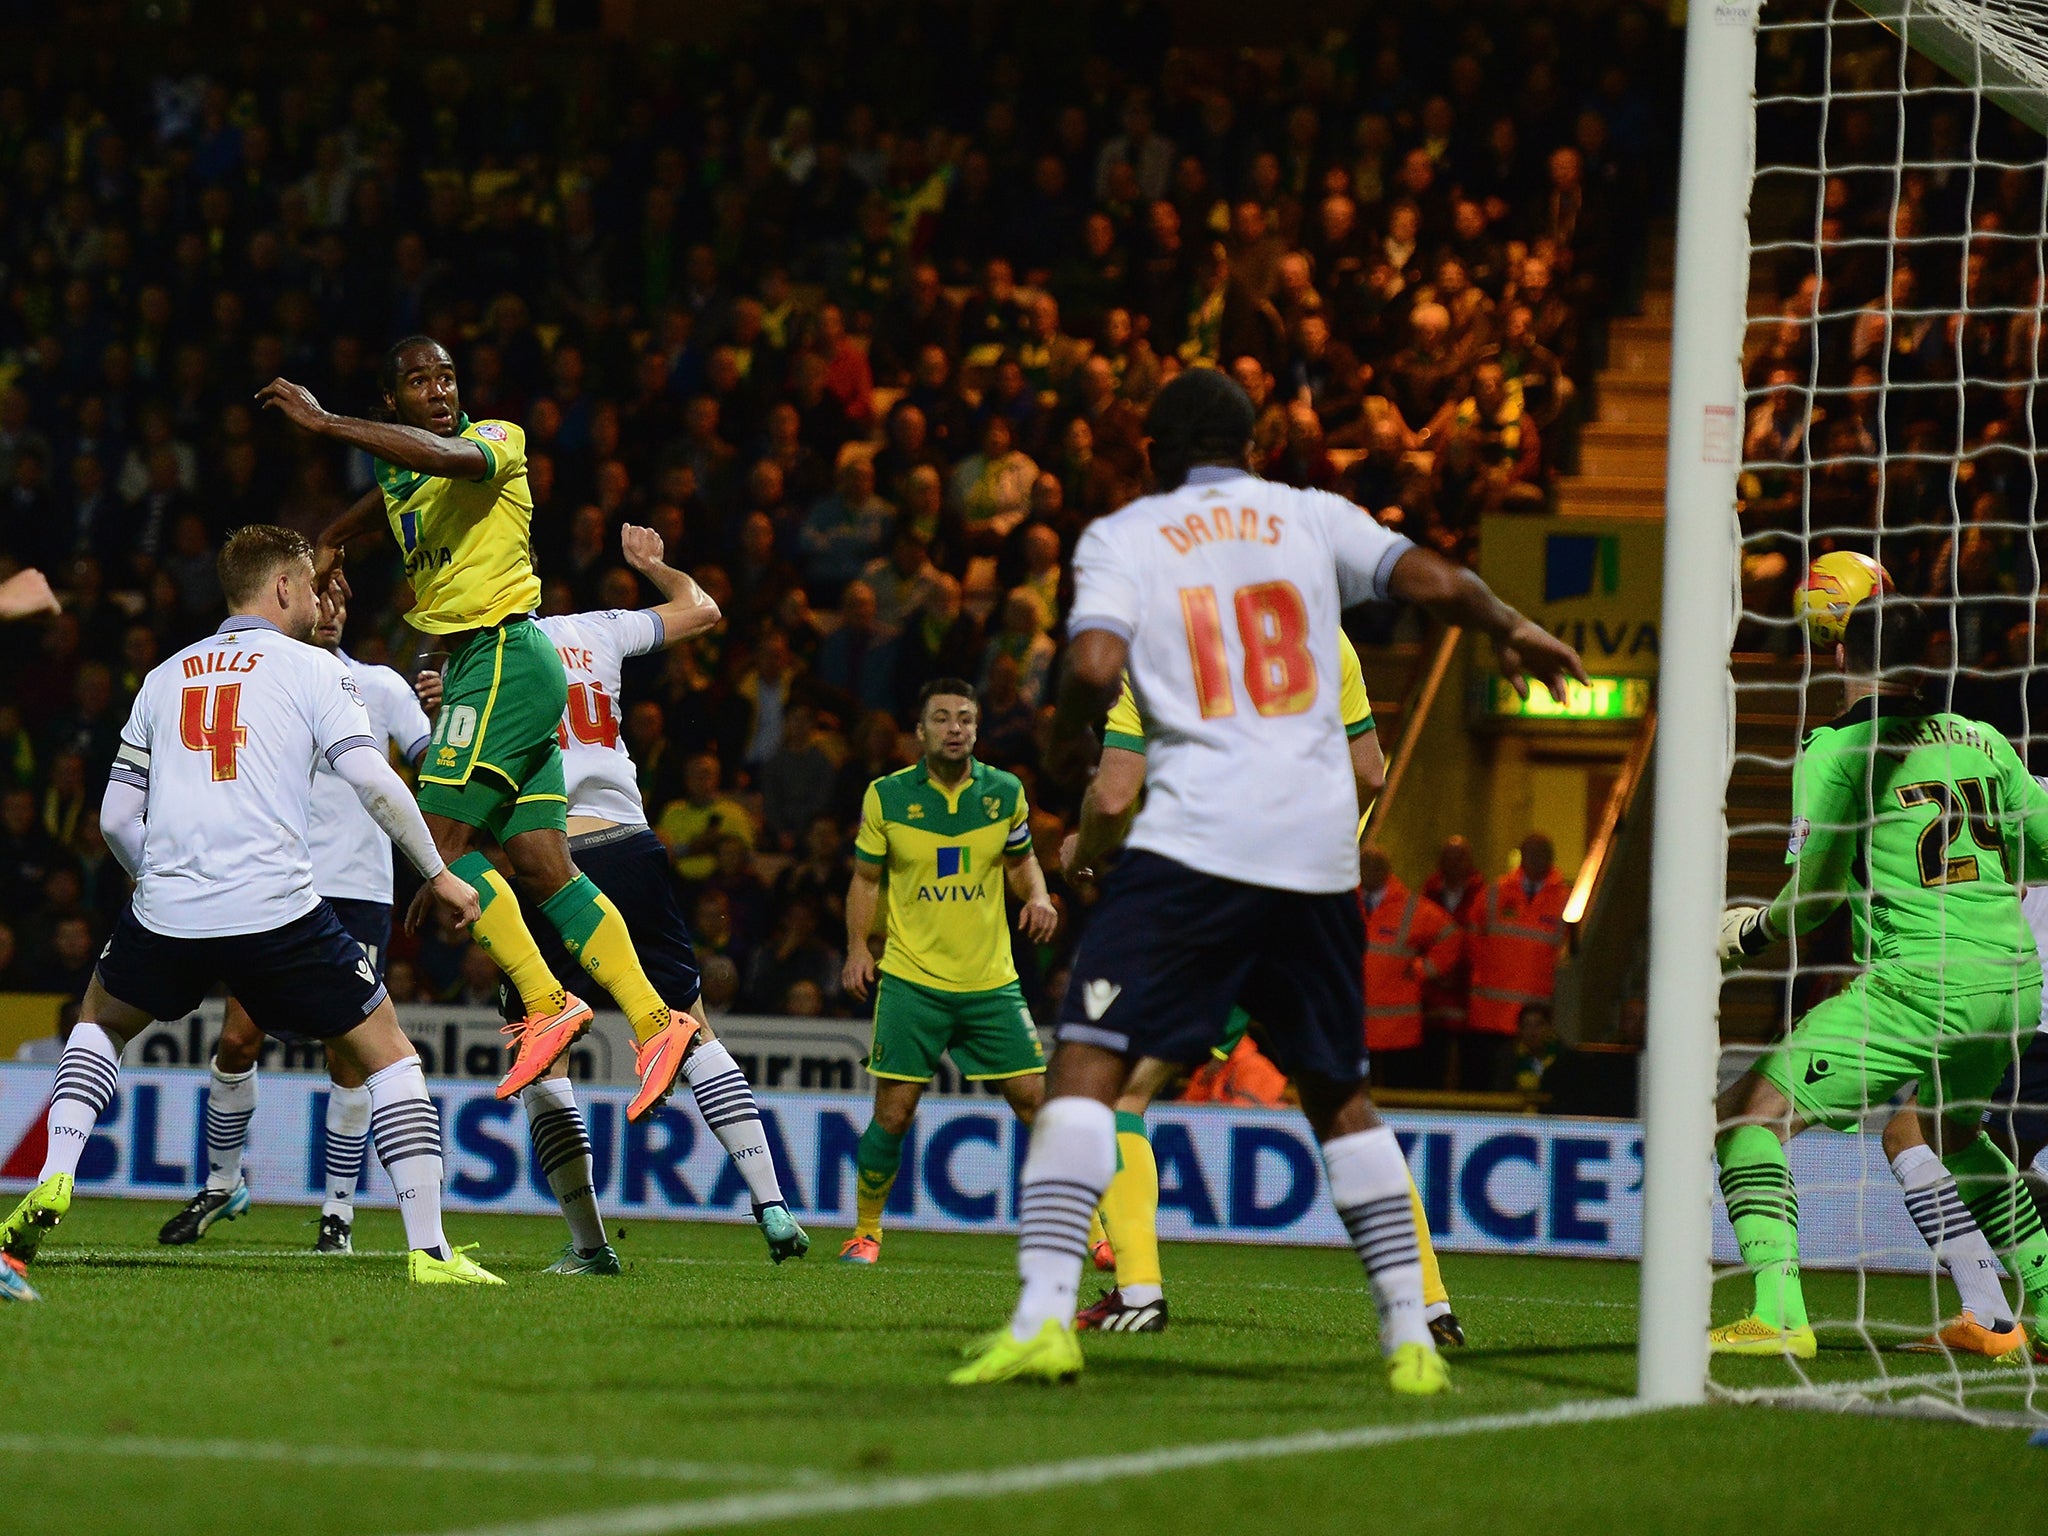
xmin=1143 ymin=367 xmax=1257 ymax=492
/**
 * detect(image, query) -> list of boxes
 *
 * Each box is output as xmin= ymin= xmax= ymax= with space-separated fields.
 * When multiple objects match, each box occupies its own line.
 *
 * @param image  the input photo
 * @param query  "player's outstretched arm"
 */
xmin=312 ymin=487 xmax=389 ymax=590
xmin=259 ymin=378 xmax=488 ymax=480
xmin=1725 ymin=820 xmax=1857 ymax=962
xmin=0 ymin=567 xmax=60 ymax=620
xmin=329 ymin=743 xmax=480 ymax=931
xmin=619 ymin=523 xmax=722 ymax=642
xmin=1385 ymin=545 xmax=1588 ymax=702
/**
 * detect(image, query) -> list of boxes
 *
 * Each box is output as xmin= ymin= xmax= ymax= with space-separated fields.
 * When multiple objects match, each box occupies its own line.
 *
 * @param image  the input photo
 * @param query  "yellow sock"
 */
xmin=1088 ymin=1209 xmax=1108 ymax=1251
xmin=853 ymin=1121 xmax=902 ymax=1241
xmin=855 ymin=1184 xmax=889 ymax=1240
xmin=541 ymin=875 xmax=670 ymax=1043
xmin=1411 ymin=1176 xmax=1449 ymax=1310
xmin=454 ymin=852 xmax=567 ymax=1015
xmin=1102 ymin=1117 xmax=1162 ymax=1292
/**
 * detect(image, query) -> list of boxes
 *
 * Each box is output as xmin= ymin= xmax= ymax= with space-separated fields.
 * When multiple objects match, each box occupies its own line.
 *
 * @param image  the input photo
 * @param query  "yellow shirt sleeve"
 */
xmin=1338 ymin=633 xmax=1375 ymax=739
xmin=1005 ymin=780 xmax=1033 ymax=856
xmin=1103 ymin=673 xmax=1147 ymax=753
xmin=854 ymin=782 xmax=888 ymax=863
xmin=465 ymin=419 xmax=528 ymax=484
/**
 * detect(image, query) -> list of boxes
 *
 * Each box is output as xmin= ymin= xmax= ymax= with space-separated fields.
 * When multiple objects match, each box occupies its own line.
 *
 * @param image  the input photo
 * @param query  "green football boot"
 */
xmin=757 ymin=1201 xmax=810 ymax=1263
xmin=543 ymin=1242 xmax=623 ymax=1275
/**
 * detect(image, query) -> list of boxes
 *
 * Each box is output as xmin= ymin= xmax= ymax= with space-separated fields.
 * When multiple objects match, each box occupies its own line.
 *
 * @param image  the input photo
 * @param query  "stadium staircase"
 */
xmin=1552 ymin=226 xmax=1675 ymax=517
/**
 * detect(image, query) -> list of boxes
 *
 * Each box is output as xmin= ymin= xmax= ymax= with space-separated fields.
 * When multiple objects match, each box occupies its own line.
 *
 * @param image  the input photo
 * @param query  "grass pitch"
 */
xmin=1 ymin=1199 xmax=2042 ymax=1534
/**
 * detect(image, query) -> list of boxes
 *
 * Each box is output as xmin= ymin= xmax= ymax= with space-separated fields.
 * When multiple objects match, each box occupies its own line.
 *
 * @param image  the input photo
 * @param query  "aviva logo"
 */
xmin=934 ymin=846 xmax=971 ymax=878
xmin=1544 ymin=533 xmax=1621 ymax=602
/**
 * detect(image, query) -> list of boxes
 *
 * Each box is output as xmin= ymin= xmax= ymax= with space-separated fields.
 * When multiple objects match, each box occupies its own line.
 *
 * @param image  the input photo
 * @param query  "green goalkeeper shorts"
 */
xmin=868 ymin=974 xmax=1046 ymax=1083
xmin=1757 ymin=969 xmax=2039 ymax=1132
xmin=416 ymin=617 xmax=569 ymax=842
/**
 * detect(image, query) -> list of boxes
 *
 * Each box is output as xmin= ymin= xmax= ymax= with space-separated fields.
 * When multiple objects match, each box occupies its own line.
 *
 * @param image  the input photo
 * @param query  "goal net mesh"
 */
xmin=1722 ymin=0 xmax=2048 ymax=1422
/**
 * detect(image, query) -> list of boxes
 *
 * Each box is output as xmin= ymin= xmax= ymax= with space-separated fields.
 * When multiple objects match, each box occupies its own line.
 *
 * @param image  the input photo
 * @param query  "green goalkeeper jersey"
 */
xmin=1768 ymin=693 xmax=2048 ymax=989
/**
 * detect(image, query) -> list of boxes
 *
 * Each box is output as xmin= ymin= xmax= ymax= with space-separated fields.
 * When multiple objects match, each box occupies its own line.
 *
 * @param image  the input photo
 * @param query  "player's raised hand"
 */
xmin=842 ymin=945 xmax=878 ymax=1002
xmin=256 ymin=377 xmax=329 ymax=433
xmin=619 ymin=522 xmax=669 ymax=576
xmin=1017 ymin=894 xmax=1060 ymax=943
xmin=415 ymin=669 xmax=444 ymax=713
xmin=1493 ymin=616 xmax=1589 ymax=705
xmin=0 ymin=568 xmax=60 ymax=620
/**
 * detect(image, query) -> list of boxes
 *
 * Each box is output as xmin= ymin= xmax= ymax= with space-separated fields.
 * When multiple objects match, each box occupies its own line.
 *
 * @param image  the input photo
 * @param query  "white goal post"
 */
xmin=1640 ymin=0 xmax=1757 ymax=1409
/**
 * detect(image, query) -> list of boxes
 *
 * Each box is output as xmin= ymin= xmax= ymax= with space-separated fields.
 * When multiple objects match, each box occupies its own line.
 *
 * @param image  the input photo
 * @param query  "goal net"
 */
xmin=1717 ymin=0 xmax=2048 ymax=1422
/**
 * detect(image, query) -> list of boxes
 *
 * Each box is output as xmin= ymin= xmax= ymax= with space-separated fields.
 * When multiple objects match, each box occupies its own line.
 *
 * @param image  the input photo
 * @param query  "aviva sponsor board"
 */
xmin=1479 ymin=514 xmax=1664 ymax=679
xmin=0 ymin=1065 xmax=1925 ymax=1270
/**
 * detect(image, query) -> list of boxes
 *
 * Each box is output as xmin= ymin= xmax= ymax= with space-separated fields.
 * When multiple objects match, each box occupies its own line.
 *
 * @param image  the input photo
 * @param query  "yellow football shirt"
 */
xmin=855 ymin=759 xmax=1033 ymax=993
xmin=1103 ymin=631 xmax=1376 ymax=749
xmin=377 ymin=415 xmax=542 ymax=633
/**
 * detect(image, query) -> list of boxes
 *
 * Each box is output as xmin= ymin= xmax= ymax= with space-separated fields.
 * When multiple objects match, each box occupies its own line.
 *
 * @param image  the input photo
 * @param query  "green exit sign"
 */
xmin=1477 ymin=674 xmax=1651 ymax=723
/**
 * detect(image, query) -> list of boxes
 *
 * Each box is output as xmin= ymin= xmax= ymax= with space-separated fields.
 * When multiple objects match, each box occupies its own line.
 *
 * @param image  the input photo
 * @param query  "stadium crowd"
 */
xmin=0 ymin=0 xmax=1673 ymax=1092
xmin=1740 ymin=25 xmax=2048 ymax=711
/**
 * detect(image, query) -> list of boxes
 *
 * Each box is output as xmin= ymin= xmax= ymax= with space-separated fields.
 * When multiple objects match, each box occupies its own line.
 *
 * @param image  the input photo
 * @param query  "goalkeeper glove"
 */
xmin=1717 ymin=905 xmax=1771 ymax=961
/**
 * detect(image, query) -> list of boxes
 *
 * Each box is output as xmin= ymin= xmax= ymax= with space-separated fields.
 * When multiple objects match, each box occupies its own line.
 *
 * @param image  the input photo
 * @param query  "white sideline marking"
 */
xmin=411 ymin=1397 xmax=1659 ymax=1536
xmin=0 ymin=1434 xmax=786 ymax=1484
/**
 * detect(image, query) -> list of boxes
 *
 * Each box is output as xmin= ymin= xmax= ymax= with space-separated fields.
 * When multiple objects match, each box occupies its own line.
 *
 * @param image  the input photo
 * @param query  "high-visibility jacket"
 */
xmin=1419 ymin=871 xmax=1484 ymax=1032
xmin=1466 ymin=868 xmax=1571 ymax=1036
xmin=1181 ymin=1035 xmax=1290 ymax=1106
xmin=1362 ymin=877 xmax=1462 ymax=1053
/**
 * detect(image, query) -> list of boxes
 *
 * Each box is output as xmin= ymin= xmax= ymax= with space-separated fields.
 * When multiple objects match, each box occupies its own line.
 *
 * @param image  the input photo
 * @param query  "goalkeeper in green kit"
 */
xmin=1717 ymin=589 xmax=2048 ymax=1358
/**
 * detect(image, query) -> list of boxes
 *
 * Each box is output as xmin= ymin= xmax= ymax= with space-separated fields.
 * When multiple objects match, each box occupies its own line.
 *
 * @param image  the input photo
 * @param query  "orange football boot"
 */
xmin=1898 ymin=1310 xmax=2027 ymax=1359
xmin=626 ymin=1010 xmax=703 ymax=1122
xmin=494 ymin=993 xmax=596 ymax=1100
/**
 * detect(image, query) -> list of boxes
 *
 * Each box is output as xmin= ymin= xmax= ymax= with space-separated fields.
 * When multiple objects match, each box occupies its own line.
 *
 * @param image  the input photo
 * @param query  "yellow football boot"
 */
xmin=948 ymin=1318 xmax=1085 ymax=1385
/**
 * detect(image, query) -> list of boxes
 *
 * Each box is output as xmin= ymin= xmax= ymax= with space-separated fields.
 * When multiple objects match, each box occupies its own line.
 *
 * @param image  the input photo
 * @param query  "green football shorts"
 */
xmin=415 ymin=617 xmax=569 ymax=842
xmin=869 ymin=974 xmax=1047 ymax=1083
xmin=1757 ymin=968 xmax=2039 ymax=1131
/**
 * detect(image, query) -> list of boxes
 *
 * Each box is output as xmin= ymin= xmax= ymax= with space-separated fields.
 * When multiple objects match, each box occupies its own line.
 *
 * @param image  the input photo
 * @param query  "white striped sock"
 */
xmin=1011 ymin=1098 xmax=1116 ymax=1341
xmin=521 ymin=1077 xmax=606 ymax=1252
xmin=1324 ymin=1126 xmax=1432 ymax=1354
xmin=683 ymin=1040 xmax=783 ymax=1207
xmin=204 ymin=1061 xmax=257 ymax=1192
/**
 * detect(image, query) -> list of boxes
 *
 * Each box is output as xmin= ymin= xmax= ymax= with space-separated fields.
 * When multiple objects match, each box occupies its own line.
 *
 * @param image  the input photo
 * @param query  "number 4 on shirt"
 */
xmin=1179 ymin=580 xmax=1317 ymax=719
xmin=180 ymin=683 xmax=247 ymax=780
xmin=559 ymin=681 xmax=620 ymax=749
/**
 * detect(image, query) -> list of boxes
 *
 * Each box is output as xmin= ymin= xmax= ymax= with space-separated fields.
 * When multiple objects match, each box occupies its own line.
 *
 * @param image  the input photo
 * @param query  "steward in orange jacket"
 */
xmin=1420 ymin=837 xmax=1485 ymax=1035
xmin=1466 ymin=834 xmax=1571 ymax=1038
xmin=1361 ymin=853 xmax=1462 ymax=1054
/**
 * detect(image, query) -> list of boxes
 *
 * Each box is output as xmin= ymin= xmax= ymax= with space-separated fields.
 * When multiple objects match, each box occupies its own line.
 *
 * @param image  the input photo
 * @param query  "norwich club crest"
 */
xmin=983 ymin=795 xmax=1003 ymax=820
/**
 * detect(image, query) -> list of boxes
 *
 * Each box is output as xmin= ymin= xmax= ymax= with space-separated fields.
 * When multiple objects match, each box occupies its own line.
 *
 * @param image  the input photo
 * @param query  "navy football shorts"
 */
xmin=1985 ymin=1027 xmax=2048 ymax=1160
xmin=1055 ymin=850 xmax=1368 ymax=1085
xmin=325 ymin=896 xmax=394 ymax=982
xmin=500 ymin=825 xmax=702 ymax=1019
xmin=96 ymin=900 xmax=389 ymax=1041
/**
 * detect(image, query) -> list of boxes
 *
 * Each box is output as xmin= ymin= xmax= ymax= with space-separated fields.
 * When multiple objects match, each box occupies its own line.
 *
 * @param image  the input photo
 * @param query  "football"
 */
xmin=1792 ymin=551 xmax=1891 ymax=645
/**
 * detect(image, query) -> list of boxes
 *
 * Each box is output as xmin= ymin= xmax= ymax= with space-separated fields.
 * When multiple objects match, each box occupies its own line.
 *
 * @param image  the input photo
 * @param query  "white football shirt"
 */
xmin=537 ymin=609 xmax=666 ymax=826
xmin=1068 ymin=466 xmax=1412 ymax=893
xmin=304 ymin=653 xmax=434 ymax=904
xmin=110 ymin=615 xmax=379 ymax=938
